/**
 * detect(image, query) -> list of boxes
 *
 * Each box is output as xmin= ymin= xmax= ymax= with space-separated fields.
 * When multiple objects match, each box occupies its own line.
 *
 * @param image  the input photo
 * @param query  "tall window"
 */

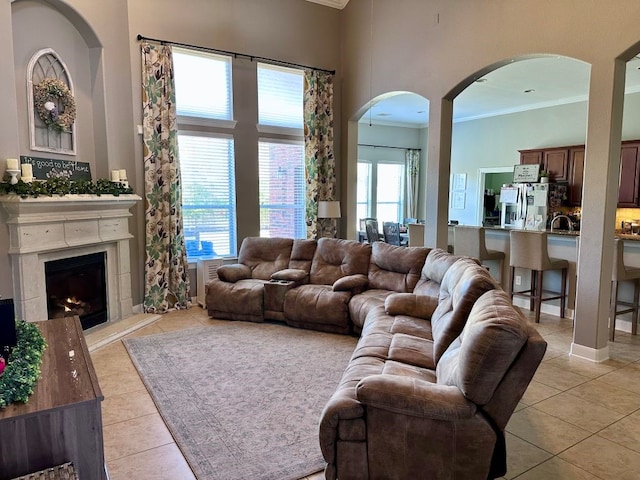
xmin=356 ymin=160 xmax=405 ymax=229
xmin=257 ymin=63 xmax=305 ymax=238
xmin=173 ymin=47 xmax=237 ymax=259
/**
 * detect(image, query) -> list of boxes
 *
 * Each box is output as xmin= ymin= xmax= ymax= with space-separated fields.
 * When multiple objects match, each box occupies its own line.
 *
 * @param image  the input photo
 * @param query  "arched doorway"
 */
xmin=354 ymin=91 xmax=429 ymax=238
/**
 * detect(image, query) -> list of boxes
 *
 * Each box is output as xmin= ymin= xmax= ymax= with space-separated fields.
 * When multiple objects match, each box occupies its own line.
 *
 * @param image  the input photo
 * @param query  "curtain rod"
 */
xmin=137 ymin=34 xmax=336 ymax=75
xmin=358 ymin=144 xmax=421 ymax=151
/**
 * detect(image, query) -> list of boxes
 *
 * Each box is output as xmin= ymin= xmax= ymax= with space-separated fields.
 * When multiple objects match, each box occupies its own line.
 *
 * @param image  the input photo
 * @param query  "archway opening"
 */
xmin=354 ymin=91 xmax=429 ymax=237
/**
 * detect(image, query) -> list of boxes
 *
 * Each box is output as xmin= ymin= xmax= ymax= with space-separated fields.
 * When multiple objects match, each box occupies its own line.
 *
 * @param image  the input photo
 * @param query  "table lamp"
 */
xmin=318 ymin=201 xmax=341 ymax=238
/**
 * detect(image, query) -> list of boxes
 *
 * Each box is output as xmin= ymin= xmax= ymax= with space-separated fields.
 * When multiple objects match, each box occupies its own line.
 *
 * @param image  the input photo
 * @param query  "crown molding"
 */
xmin=305 ymin=0 xmax=350 ymax=9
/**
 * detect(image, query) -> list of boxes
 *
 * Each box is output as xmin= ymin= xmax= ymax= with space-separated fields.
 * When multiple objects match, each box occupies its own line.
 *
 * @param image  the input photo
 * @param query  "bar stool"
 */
xmin=610 ymin=238 xmax=640 ymax=341
xmin=509 ymin=230 xmax=568 ymax=323
xmin=454 ymin=226 xmax=505 ymax=283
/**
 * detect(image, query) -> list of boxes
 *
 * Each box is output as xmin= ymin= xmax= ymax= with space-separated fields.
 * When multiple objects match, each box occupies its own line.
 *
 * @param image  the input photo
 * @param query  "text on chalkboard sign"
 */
xmin=20 ymin=156 xmax=91 ymax=181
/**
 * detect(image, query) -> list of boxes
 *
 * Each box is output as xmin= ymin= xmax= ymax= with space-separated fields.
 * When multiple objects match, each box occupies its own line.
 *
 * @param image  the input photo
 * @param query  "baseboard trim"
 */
xmin=570 ymin=342 xmax=610 ymax=363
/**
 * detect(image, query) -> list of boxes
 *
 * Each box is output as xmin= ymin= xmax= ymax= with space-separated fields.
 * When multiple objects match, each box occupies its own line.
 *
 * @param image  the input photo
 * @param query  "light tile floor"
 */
xmin=90 ymin=306 xmax=640 ymax=480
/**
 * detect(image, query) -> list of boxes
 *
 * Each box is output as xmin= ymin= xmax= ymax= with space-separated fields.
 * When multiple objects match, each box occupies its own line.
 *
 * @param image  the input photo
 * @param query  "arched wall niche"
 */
xmin=11 ymin=0 xmax=106 ymax=176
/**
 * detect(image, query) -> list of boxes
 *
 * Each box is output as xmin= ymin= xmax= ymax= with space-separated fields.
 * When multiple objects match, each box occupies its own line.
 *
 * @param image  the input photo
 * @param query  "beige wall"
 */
xmin=0 ymin=0 xmax=341 ymax=308
xmin=339 ymin=0 xmax=640 ymax=356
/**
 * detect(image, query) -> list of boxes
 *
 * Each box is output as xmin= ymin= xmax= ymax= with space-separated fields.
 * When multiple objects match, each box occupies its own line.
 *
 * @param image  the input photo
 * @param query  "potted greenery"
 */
xmin=539 ymin=170 xmax=550 ymax=183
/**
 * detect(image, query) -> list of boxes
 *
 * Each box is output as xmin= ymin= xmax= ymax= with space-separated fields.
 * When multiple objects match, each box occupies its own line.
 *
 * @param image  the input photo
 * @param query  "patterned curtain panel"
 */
xmin=141 ymin=42 xmax=190 ymax=312
xmin=304 ymin=70 xmax=336 ymax=239
xmin=406 ymin=149 xmax=420 ymax=219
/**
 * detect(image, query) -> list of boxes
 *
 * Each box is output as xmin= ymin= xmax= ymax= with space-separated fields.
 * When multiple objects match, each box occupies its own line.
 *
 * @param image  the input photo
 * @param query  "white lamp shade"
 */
xmin=318 ymin=201 xmax=341 ymax=218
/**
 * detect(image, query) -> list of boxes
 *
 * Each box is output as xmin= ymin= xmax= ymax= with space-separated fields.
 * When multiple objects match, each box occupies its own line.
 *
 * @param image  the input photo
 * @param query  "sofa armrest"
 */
xmin=271 ymin=268 xmax=308 ymax=283
xmin=332 ymin=274 xmax=369 ymax=293
xmin=356 ymin=374 xmax=476 ymax=420
xmin=217 ymin=264 xmax=252 ymax=283
xmin=384 ymin=293 xmax=439 ymax=319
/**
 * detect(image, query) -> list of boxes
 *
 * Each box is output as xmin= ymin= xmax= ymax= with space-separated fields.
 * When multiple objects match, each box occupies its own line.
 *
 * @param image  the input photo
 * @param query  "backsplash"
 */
xmin=616 ymin=208 xmax=640 ymax=232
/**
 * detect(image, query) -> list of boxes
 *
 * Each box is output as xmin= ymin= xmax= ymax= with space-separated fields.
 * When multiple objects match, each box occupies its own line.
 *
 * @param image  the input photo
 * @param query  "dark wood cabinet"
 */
xmin=519 ymin=148 xmax=569 ymax=181
xmin=568 ymin=147 xmax=585 ymax=206
xmin=520 ymin=142 xmax=640 ymax=208
xmin=520 ymin=151 xmax=542 ymax=166
xmin=618 ymin=142 xmax=640 ymax=207
xmin=543 ymin=149 xmax=569 ymax=181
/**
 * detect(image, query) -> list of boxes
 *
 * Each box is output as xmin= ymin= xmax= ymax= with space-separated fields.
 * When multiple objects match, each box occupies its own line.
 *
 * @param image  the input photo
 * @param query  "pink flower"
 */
xmin=0 ymin=357 xmax=5 ymax=376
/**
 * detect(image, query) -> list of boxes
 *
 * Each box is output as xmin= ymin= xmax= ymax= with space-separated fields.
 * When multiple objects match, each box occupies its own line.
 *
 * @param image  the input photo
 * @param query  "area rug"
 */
xmin=123 ymin=321 xmax=357 ymax=480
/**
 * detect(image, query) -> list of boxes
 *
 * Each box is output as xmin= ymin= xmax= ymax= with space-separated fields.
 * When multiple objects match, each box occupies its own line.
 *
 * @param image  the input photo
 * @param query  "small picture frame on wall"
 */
xmin=452 ymin=173 xmax=467 ymax=191
xmin=452 ymin=191 xmax=466 ymax=210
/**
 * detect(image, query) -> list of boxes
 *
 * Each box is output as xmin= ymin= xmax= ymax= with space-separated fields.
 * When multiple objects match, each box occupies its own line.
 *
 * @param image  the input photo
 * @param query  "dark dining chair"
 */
xmin=365 ymin=219 xmax=382 ymax=244
xmin=382 ymin=221 xmax=403 ymax=246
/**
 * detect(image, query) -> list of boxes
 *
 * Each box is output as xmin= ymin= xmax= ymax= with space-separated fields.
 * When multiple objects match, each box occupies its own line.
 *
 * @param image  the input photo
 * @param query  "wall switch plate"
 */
xmin=515 ymin=275 xmax=522 ymax=286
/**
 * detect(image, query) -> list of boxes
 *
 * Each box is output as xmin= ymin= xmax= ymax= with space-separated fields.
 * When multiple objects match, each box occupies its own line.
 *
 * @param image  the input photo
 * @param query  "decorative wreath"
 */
xmin=33 ymin=78 xmax=76 ymax=133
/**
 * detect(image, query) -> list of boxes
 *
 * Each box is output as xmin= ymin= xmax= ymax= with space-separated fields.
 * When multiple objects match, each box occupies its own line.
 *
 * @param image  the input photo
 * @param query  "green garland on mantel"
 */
xmin=0 ymin=177 xmax=134 ymax=199
xmin=0 ymin=321 xmax=47 ymax=408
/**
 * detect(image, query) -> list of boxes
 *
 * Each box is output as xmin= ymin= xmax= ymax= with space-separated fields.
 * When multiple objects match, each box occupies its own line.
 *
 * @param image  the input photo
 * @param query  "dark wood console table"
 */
xmin=0 ymin=316 xmax=105 ymax=480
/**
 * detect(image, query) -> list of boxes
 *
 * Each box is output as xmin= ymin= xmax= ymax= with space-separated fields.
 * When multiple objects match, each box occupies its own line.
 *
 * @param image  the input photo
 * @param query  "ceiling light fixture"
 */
xmin=475 ymin=78 xmax=487 ymax=83
xmin=376 ymin=113 xmax=391 ymax=117
xmin=523 ymin=89 xmax=535 ymax=93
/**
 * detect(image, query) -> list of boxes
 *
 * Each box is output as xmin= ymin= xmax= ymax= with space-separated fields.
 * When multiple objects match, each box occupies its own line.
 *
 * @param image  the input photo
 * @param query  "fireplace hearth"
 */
xmin=45 ymin=252 xmax=107 ymax=330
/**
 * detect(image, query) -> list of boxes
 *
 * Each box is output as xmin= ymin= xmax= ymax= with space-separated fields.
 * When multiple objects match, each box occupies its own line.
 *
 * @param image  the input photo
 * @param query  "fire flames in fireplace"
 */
xmin=45 ymin=252 xmax=107 ymax=330
xmin=50 ymin=296 xmax=91 ymax=319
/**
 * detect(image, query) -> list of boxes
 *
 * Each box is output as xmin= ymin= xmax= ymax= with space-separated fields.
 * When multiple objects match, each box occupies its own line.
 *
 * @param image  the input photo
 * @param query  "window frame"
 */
xmin=173 ymin=46 xmax=238 ymax=262
xmin=256 ymin=62 xmax=306 ymax=239
xmin=356 ymin=158 xmax=406 ymax=229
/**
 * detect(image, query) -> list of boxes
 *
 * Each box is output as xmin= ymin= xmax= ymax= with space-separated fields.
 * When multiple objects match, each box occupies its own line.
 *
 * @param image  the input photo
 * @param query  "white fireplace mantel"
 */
xmin=0 ymin=194 xmax=141 ymax=324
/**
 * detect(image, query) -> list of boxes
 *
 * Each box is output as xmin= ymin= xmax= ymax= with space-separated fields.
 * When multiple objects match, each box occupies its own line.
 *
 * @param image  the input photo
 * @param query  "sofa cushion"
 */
xmin=310 ymin=238 xmax=371 ymax=285
xmin=237 ymin=237 xmax=294 ymax=280
xmin=349 ymin=290 xmax=392 ymax=330
xmin=206 ymin=278 xmax=267 ymax=322
xmin=436 ymin=290 xmax=529 ymax=405
xmin=217 ymin=264 xmax=251 ymax=283
xmin=389 ymin=315 xmax=433 ymax=340
xmin=283 ymin=284 xmax=353 ymax=333
xmin=367 ymin=243 xmax=429 ymax=292
xmin=430 ymin=259 xmax=497 ymax=365
xmin=387 ymin=333 xmax=435 ymax=369
xmin=384 ymin=293 xmax=438 ymax=319
xmin=289 ymin=239 xmax=317 ymax=272
xmin=413 ymin=248 xmax=460 ymax=296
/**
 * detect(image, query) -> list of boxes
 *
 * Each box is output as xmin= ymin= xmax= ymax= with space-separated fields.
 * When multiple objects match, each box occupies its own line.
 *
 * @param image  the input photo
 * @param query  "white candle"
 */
xmin=21 ymin=163 xmax=33 ymax=178
xmin=118 ymin=169 xmax=127 ymax=181
xmin=6 ymin=158 xmax=19 ymax=170
xmin=110 ymin=170 xmax=120 ymax=182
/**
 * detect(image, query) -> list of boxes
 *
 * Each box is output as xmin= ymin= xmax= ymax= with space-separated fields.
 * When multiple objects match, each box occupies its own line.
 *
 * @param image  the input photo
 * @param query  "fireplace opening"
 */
xmin=45 ymin=252 xmax=108 ymax=330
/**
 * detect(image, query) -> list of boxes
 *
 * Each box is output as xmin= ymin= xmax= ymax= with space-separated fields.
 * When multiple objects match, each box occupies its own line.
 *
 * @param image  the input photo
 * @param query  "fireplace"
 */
xmin=45 ymin=252 xmax=108 ymax=330
xmin=0 ymin=194 xmax=140 ymax=325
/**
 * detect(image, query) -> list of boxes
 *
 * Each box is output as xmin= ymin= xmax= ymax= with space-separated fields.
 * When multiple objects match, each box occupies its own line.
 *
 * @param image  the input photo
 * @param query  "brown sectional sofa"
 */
xmin=205 ymin=237 xmax=547 ymax=480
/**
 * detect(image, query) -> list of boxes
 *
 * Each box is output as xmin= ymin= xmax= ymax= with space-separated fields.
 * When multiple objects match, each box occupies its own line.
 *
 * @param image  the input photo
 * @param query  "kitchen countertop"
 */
xmin=483 ymin=226 xmax=580 ymax=236
xmin=481 ymin=226 xmax=640 ymax=241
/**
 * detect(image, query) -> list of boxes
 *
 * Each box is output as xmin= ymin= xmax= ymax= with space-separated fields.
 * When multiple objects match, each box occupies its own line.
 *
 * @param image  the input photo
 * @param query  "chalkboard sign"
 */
xmin=513 ymin=164 xmax=540 ymax=183
xmin=19 ymin=156 xmax=91 ymax=181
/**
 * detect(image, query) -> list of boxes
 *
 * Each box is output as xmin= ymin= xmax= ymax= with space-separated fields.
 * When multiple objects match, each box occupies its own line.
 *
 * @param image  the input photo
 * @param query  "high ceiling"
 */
xmin=301 ymin=1 xmax=640 ymax=128
xmin=360 ymin=56 xmax=640 ymax=128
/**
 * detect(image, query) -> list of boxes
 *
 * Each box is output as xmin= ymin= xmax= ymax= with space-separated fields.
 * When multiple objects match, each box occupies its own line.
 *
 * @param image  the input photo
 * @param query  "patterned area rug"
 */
xmin=124 ymin=321 xmax=357 ymax=480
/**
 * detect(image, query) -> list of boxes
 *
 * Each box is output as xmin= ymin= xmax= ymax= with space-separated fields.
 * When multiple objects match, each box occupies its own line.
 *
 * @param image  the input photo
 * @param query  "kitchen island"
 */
xmin=449 ymin=226 xmax=640 ymax=331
